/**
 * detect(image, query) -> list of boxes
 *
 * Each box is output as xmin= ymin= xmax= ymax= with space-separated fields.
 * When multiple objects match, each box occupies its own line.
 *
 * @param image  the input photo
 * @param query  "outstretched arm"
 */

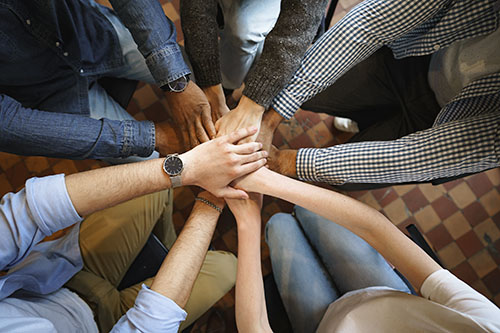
xmin=111 ymin=192 xmax=226 ymax=332
xmin=227 ymin=196 xmax=272 ymax=333
xmin=234 ymin=168 xmax=440 ymax=291
xmin=151 ymin=192 xmax=224 ymax=307
xmin=66 ymin=126 xmax=266 ymax=216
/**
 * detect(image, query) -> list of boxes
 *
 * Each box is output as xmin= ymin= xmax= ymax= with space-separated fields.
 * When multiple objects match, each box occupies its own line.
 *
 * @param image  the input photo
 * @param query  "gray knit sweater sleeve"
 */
xmin=180 ymin=0 xmax=221 ymax=87
xmin=244 ymin=0 xmax=329 ymax=108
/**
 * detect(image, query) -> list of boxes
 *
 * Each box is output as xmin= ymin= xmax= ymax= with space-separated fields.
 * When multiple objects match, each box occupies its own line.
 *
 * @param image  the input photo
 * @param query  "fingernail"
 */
xmin=263 ymin=151 xmax=268 ymax=157
xmin=259 ymin=143 xmax=263 ymax=148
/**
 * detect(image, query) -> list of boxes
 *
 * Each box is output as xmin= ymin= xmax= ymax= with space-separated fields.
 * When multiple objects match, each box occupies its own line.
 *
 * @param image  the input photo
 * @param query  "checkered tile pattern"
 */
xmin=0 ymin=0 xmax=498 ymax=331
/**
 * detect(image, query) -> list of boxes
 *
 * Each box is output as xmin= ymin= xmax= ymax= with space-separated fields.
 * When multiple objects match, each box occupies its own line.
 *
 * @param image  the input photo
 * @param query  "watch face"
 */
xmin=164 ymin=156 xmax=183 ymax=175
xmin=168 ymin=75 xmax=189 ymax=92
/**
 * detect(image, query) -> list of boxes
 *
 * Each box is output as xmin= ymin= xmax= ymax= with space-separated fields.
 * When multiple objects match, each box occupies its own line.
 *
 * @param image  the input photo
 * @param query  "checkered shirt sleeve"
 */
xmin=297 ymin=109 xmax=500 ymax=184
xmin=271 ymin=0 xmax=498 ymax=119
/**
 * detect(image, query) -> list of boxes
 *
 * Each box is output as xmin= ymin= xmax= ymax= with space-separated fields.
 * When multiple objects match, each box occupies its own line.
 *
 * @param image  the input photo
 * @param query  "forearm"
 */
xmin=271 ymin=0 xmax=449 ymax=119
xmin=109 ymin=0 xmax=190 ymax=86
xmin=243 ymin=0 xmax=329 ymax=108
xmin=150 ymin=199 xmax=220 ymax=307
xmin=256 ymin=171 xmax=440 ymax=290
xmin=235 ymin=216 xmax=271 ymax=332
xmin=65 ymin=158 xmax=170 ymax=217
xmin=295 ymin=113 xmax=500 ymax=184
xmin=0 ymin=94 xmax=154 ymax=159
xmin=180 ymin=0 xmax=221 ymax=87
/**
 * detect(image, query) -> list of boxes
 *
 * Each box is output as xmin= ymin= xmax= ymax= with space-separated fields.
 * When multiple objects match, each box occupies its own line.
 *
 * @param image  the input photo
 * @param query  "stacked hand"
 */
xmin=180 ymin=126 xmax=267 ymax=199
xmin=215 ymin=96 xmax=265 ymax=144
xmin=165 ymin=81 xmax=216 ymax=149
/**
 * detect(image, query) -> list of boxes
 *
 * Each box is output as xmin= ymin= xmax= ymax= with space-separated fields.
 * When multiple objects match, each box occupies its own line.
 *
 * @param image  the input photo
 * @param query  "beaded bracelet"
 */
xmin=195 ymin=197 xmax=223 ymax=213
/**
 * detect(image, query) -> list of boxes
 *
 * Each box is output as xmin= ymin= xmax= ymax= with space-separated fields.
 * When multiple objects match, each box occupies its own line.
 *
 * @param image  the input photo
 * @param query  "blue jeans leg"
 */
xmin=293 ymin=206 xmax=411 ymax=294
xmin=218 ymin=0 xmax=281 ymax=89
xmin=265 ymin=213 xmax=339 ymax=333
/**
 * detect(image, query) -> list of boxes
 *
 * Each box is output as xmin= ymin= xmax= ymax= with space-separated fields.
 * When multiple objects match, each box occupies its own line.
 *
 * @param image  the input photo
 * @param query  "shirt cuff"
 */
xmin=146 ymin=44 xmax=191 ymax=88
xmin=25 ymin=174 xmax=83 ymax=236
xmin=124 ymin=284 xmax=187 ymax=332
xmin=120 ymin=120 xmax=156 ymax=157
xmin=271 ymin=90 xmax=302 ymax=120
xmin=296 ymin=148 xmax=319 ymax=181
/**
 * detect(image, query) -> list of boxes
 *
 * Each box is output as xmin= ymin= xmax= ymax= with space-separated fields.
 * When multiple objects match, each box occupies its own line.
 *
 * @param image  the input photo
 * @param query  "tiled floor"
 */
xmin=2 ymin=0 xmax=499 ymax=332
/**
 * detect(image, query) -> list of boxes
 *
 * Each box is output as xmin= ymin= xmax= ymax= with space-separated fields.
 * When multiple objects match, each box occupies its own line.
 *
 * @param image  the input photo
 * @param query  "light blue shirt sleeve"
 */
xmin=111 ymin=284 xmax=187 ymax=332
xmin=0 ymin=174 xmax=82 ymax=271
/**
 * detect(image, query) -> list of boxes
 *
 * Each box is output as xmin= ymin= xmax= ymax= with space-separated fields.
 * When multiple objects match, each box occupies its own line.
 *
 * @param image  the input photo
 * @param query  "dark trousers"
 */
xmin=302 ymin=47 xmax=441 ymax=143
xmin=301 ymin=47 xmax=444 ymax=190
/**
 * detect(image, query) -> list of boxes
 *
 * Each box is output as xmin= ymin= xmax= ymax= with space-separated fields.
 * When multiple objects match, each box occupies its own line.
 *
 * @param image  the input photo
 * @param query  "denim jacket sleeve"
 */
xmin=109 ymin=0 xmax=191 ymax=86
xmin=0 ymin=94 xmax=155 ymax=159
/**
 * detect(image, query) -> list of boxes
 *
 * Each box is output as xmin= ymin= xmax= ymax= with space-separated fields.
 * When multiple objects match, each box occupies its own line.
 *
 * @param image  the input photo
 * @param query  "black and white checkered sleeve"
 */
xmin=296 ymin=112 xmax=500 ymax=185
xmin=271 ymin=0 xmax=450 ymax=119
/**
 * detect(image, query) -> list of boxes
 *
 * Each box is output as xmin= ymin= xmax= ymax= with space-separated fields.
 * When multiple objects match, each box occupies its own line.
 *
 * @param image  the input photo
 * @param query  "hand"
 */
xmin=165 ymin=81 xmax=215 ymax=149
xmin=256 ymin=107 xmax=284 ymax=154
xmin=215 ymin=96 xmax=265 ymax=144
xmin=155 ymin=121 xmax=187 ymax=156
xmin=202 ymin=84 xmax=230 ymax=123
xmin=226 ymin=193 xmax=263 ymax=226
xmin=180 ymin=127 xmax=268 ymax=199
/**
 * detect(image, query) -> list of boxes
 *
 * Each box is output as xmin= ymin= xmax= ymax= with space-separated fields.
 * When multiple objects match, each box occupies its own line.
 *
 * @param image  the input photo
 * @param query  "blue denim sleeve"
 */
xmin=0 ymin=174 xmax=81 ymax=271
xmin=0 ymin=94 xmax=155 ymax=159
xmin=111 ymin=285 xmax=187 ymax=332
xmin=109 ymin=0 xmax=191 ymax=87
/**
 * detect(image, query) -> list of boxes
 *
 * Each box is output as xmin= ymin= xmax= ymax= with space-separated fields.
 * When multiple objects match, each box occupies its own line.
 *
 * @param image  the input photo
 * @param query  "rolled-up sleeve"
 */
xmin=109 ymin=0 xmax=191 ymax=87
xmin=0 ymin=174 xmax=82 ymax=270
xmin=111 ymin=285 xmax=187 ymax=332
xmin=0 ymin=94 xmax=155 ymax=159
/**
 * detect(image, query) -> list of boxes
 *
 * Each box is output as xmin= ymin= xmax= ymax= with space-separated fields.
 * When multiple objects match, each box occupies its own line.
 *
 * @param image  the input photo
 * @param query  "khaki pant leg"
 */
xmin=66 ymin=189 xmax=174 ymax=332
xmin=120 ymin=251 xmax=237 ymax=331
xmin=78 ymin=189 xmax=173 ymax=286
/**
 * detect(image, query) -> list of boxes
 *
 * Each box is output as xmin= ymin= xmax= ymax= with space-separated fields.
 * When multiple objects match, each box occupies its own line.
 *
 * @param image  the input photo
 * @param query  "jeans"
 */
xmin=266 ymin=206 xmax=411 ymax=333
xmin=218 ymin=0 xmax=281 ymax=89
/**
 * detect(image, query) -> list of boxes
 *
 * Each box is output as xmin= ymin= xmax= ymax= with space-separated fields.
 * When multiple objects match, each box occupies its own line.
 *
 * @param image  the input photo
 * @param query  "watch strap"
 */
xmin=170 ymin=175 xmax=182 ymax=188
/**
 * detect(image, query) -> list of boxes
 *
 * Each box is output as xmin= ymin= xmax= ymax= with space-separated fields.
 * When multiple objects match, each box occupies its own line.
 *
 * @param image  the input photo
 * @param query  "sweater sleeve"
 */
xmin=180 ymin=0 xmax=222 ymax=87
xmin=243 ymin=0 xmax=330 ymax=108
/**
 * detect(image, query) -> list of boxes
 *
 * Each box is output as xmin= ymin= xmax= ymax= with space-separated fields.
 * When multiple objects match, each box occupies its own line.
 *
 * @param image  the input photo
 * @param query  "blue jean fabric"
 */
xmin=265 ymin=206 xmax=411 ymax=333
xmin=0 ymin=0 xmax=187 ymax=160
xmin=218 ymin=0 xmax=281 ymax=90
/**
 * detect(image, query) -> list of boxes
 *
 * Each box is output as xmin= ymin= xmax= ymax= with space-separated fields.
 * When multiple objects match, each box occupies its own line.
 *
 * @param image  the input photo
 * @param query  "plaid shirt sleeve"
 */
xmin=271 ymin=0 xmax=451 ymax=119
xmin=297 ymin=111 xmax=500 ymax=184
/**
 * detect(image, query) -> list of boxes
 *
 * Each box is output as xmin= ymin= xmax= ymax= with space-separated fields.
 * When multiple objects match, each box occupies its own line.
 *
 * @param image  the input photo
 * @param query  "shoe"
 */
xmin=334 ymin=117 xmax=359 ymax=133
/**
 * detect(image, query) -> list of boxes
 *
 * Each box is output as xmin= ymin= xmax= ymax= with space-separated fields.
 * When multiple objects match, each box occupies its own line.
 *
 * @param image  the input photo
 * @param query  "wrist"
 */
xmin=264 ymin=107 xmax=284 ymax=130
xmin=237 ymin=96 xmax=265 ymax=115
xmin=278 ymin=150 xmax=298 ymax=178
xmin=202 ymin=84 xmax=225 ymax=102
xmin=236 ymin=216 xmax=261 ymax=231
xmin=177 ymin=151 xmax=196 ymax=187
xmin=197 ymin=191 xmax=226 ymax=210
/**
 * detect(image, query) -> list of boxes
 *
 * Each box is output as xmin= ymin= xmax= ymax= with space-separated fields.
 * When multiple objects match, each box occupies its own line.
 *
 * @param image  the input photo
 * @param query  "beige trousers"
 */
xmin=65 ymin=190 xmax=237 ymax=332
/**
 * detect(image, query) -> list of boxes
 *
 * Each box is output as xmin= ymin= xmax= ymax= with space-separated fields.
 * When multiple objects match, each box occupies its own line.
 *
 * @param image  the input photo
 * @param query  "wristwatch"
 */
xmin=160 ymin=74 xmax=190 ymax=92
xmin=163 ymin=154 xmax=184 ymax=188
